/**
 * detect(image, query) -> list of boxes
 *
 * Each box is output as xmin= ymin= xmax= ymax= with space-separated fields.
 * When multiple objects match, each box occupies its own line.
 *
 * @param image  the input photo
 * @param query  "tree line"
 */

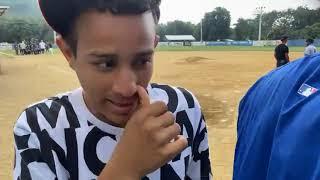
xmin=0 ymin=17 xmax=53 ymax=43
xmin=234 ymin=6 xmax=320 ymax=41
xmin=157 ymin=6 xmax=320 ymax=41
xmin=0 ymin=6 xmax=319 ymax=43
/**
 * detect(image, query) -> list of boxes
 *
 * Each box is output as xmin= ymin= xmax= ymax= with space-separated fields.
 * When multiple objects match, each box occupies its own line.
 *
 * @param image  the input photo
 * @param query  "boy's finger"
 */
xmin=137 ymin=85 xmax=150 ymax=107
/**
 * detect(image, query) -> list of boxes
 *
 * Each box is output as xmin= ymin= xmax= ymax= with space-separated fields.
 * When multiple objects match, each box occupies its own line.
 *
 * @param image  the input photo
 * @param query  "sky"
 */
xmin=159 ymin=0 xmax=320 ymax=25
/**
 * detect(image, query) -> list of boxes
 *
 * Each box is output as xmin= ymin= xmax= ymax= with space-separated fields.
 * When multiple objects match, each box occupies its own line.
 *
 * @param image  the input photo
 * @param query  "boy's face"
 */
xmin=58 ymin=11 xmax=158 ymax=127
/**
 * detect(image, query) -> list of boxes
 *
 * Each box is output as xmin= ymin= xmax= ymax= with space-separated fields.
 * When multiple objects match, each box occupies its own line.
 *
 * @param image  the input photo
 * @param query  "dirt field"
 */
xmin=0 ymin=51 xmax=302 ymax=179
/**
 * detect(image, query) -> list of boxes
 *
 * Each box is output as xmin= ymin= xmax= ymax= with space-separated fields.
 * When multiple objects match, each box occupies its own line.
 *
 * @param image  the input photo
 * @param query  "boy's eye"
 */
xmin=96 ymin=59 xmax=116 ymax=71
xmin=139 ymin=58 xmax=151 ymax=65
xmin=134 ymin=57 xmax=152 ymax=66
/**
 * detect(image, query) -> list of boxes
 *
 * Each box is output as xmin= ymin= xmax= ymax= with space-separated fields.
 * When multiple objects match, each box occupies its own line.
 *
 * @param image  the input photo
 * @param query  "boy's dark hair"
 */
xmin=306 ymin=38 xmax=314 ymax=44
xmin=280 ymin=35 xmax=288 ymax=42
xmin=39 ymin=0 xmax=161 ymax=55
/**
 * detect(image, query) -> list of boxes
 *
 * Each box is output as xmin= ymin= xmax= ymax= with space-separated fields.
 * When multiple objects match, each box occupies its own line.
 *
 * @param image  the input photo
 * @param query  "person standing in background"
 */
xmin=39 ymin=40 xmax=46 ymax=54
xmin=304 ymin=38 xmax=317 ymax=56
xmin=13 ymin=41 xmax=19 ymax=55
xmin=274 ymin=36 xmax=290 ymax=67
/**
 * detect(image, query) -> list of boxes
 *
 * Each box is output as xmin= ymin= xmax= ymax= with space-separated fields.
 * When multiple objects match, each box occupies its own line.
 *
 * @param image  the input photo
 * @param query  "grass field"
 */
xmin=0 ymin=50 xmax=15 ymax=58
xmin=0 ymin=47 xmax=304 ymax=179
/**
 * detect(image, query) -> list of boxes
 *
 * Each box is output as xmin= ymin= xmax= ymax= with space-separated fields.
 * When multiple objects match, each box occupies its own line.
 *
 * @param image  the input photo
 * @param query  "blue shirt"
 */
xmin=234 ymin=53 xmax=320 ymax=180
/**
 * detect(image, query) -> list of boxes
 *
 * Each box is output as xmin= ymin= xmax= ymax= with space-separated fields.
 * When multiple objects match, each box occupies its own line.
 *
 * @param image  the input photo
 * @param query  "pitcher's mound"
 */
xmin=176 ymin=56 xmax=214 ymax=64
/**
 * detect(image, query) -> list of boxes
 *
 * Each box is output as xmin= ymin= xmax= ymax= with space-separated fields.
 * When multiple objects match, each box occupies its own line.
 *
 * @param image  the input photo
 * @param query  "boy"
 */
xmin=304 ymin=38 xmax=317 ymax=56
xmin=13 ymin=0 xmax=212 ymax=179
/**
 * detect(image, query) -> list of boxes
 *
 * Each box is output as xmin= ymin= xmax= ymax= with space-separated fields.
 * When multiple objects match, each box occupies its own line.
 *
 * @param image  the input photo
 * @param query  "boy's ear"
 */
xmin=56 ymin=35 xmax=76 ymax=70
xmin=154 ymin=35 xmax=160 ymax=48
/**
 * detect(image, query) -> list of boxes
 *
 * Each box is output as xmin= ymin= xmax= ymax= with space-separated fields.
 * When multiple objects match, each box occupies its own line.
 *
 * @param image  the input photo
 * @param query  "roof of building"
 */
xmin=0 ymin=6 xmax=10 ymax=10
xmin=165 ymin=35 xmax=196 ymax=41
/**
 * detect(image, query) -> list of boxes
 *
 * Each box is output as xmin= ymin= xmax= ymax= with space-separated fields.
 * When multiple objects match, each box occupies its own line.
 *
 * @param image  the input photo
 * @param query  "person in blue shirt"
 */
xmin=233 ymin=53 xmax=320 ymax=180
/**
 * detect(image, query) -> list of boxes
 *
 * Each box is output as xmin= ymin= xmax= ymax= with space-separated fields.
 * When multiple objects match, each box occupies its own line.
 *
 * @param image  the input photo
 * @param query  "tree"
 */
xmin=156 ymin=21 xmax=198 ymax=41
xmin=234 ymin=18 xmax=256 ymax=40
xmin=291 ymin=6 xmax=320 ymax=30
xmin=165 ymin=20 xmax=195 ymax=35
xmin=156 ymin=24 xmax=167 ymax=41
xmin=266 ymin=7 xmax=320 ymax=39
xmin=267 ymin=10 xmax=295 ymax=39
xmin=193 ymin=23 xmax=201 ymax=41
xmin=259 ymin=10 xmax=279 ymax=40
xmin=243 ymin=7 xmax=320 ymax=40
xmin=299 ymin=23 xmax=320 ymax=39
xmin=202 ymin=7 xmax=231 ymax=41
xmin=0 ymin=17 xmax=54 ymax=43
xmin=288 ymin=23 xmax=320 ymax=39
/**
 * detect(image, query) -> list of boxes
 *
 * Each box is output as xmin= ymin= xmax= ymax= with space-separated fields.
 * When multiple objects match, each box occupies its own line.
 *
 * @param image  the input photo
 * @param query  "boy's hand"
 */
xmin=100 ymin=85 xmax=188 ymax=179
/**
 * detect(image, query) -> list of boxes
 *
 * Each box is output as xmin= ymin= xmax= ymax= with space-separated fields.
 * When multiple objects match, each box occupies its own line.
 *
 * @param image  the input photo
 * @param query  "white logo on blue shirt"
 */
xmin=298 ymin=84 xmax=318 ymax=97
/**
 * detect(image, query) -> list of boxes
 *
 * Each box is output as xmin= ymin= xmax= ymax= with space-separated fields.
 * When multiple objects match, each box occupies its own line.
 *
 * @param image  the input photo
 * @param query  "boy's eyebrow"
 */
xmin=135 ymin=49 xmax=154 ymax=57
xmin=87 ymin=49 xmax=154 ymax=59
xmin=88 ymin=51 xmax=117 ymax=58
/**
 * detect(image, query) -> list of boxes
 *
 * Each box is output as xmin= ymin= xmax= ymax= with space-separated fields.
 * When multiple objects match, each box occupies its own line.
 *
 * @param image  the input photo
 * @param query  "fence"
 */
xmin=288 ymin=39 xmax=320 ymax=46
xmin=206 ymin=41 xmax=253 ymax=46
xmin=158 ymin=39 xmax=320 ymax=47
xmin=2 ymin=39 xmax=320 ymax=50
xmin=0 ymin=42 xmax=12 ymax=50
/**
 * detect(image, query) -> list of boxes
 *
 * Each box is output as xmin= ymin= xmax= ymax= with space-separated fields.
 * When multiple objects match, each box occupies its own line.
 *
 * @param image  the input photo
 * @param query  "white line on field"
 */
xmin=0 ymin=52 xmax=16 ymax=58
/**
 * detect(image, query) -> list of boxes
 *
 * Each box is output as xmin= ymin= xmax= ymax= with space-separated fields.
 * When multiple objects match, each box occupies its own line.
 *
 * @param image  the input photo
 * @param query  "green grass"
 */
xmin=0 ymin=49 xmax=16 ymax=58
xmin=0 ymin=50 xmax=15 ymax=55
xmin=156 ymin=46 xmax=305 ymax=52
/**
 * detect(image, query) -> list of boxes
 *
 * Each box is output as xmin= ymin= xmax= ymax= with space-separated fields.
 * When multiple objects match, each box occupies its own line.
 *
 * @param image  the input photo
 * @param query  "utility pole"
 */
xmin=256 ymin=6 xmax=265 ymax=41
xmin=200 ymin=19 xmax=203 ymax=43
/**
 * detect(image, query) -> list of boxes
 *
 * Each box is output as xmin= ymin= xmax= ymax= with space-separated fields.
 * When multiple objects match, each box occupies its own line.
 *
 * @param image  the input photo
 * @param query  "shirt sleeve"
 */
xmin=312 ymin=47 xmax=317 ymax=54
xmin=13 ymin=111 xmax=57 ymax=180
xmin=186 ymin=98 xmax=212 ymax=179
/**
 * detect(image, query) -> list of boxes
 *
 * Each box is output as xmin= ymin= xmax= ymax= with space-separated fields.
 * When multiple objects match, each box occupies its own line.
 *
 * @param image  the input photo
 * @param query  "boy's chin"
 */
xmin=107 ymin=113 xmax=132 ymax=128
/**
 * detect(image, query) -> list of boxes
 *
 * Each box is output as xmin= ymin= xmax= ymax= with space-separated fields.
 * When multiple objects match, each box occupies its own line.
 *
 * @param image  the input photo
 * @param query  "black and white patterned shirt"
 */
xmin=13 ymin=83 xmax=212 ymax=180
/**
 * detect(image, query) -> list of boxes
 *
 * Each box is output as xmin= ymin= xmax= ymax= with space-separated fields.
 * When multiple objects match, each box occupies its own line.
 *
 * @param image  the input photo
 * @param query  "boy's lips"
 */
xmin=107 ymin=99 xmax=136 ymax=114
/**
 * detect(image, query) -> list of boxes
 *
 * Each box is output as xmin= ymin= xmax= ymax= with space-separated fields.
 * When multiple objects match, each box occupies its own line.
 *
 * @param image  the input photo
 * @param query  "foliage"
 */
xmin=202 ymin=7 xmax=231 ymax=41
xmin=0 ymin=17 xmax=53 ymax=43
